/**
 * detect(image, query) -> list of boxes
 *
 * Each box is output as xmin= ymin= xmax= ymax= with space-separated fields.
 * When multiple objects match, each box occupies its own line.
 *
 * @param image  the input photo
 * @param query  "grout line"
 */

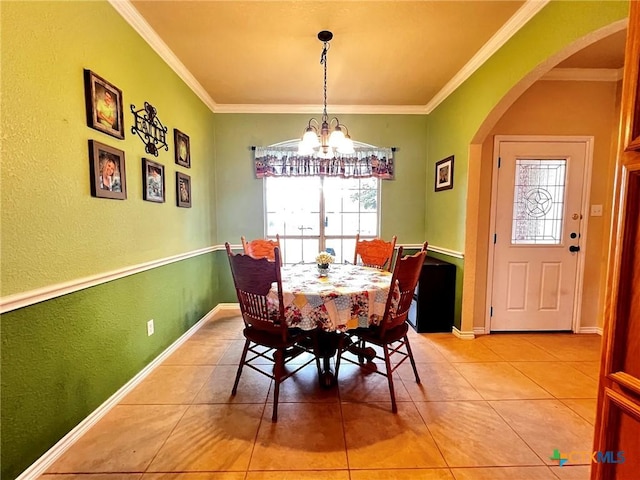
xmin=485 ymin=400 xmax=552 ymax=468
xmin=47 ymin=319 xmax=600 ymax=476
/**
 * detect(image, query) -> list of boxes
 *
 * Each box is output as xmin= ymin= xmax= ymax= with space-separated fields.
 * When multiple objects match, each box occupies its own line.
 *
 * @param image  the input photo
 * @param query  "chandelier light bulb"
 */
xmin=302 ymin=128 xmax=320 ymax=147
xmin=338 ymin=135 xmax=355 ymax=155
xmin=328 ymin=125 xmax=345 ymax=147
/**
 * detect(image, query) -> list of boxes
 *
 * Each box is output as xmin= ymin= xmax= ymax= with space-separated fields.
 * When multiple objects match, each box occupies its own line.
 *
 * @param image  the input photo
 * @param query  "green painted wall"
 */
xmin=213 ymin=113 xmax=429 ymax=244
xmin=425 ymin=0 xmax=629 ymax=252
xmin=1 ymin=2 xmax=219 ymax=478
xmin=1 ymin=1 xmax=217 ymax=296
xmin=0 ymin=254 xmax=222 ymax=479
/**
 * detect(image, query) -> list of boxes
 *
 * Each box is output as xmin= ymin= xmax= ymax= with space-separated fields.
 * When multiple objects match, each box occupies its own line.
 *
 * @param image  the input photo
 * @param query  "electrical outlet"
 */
xmin=147 ymin=319 xmax=154 ymax=336
xmin=590 ymin=204 xmax=603 ymax=217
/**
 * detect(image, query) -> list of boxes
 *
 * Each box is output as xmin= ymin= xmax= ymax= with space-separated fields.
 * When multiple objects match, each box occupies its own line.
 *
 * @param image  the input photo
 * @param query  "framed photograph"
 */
xmin=84 ymin=69 xmax=125 ymax=140
xmin=176 ymin=172 xmax=192 ymax=208
xmin=174 ymin=129 xmax=191 ymax=168
xmin=89 ymin=140 xmax=127 ymax=200
xmin=435 ymin=155 xmax=454 ymax=192
xmin=142 ymin=158 xmax=165 ymax=203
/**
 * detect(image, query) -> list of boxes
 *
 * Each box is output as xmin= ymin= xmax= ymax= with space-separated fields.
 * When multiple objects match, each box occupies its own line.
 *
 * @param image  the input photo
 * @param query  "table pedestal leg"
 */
xmin=317 ymin=331 xmax=340 ymax=389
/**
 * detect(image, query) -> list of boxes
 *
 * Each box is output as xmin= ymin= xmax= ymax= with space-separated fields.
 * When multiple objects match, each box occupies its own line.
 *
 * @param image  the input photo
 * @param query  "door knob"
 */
xmin=569 ymin=245 xmax=580 ymax=253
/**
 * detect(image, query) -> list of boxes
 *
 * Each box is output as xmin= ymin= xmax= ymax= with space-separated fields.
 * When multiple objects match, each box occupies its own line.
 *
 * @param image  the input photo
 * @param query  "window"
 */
xmin=511 ymin=158 xmax=566 ymax=245
xmin=265 ymin=177 xmax=380 ymax=264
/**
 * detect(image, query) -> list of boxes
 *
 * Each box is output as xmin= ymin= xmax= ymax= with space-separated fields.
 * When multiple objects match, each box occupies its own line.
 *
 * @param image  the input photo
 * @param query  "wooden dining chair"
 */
xmin=336 ymin=242 xmax=428 ymax=413
xmin=353 ymin=234 xmax=397 ymax=271
xmin=241 ymin=234 xmax=282 ymax=265
xmin=225 ymin=243 xmax=319 ymax=421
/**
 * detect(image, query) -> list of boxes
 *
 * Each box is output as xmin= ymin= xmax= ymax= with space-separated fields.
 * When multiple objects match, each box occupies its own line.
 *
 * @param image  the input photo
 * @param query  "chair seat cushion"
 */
xmin=353 ymin=322 xmax=409 ymax=345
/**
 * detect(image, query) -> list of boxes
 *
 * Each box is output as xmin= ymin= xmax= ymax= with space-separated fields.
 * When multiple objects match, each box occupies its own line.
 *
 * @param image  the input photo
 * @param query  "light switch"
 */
xmin=590 ymin=204 xmax=603 ymax=217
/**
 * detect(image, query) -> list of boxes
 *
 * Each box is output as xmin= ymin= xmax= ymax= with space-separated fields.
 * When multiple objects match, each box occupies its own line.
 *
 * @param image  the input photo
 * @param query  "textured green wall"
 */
xmin=213 ymin=113 xmax=429 ymax=244
xmin=1 ymin=1 xmax=217 ymax=296
xmin=1 ymin=2 xmax=219 ymax=478
xmin=425 ymin=0 xmax=629 ymax=252
xmin=0 ymin=254 xmax=222 ymax=479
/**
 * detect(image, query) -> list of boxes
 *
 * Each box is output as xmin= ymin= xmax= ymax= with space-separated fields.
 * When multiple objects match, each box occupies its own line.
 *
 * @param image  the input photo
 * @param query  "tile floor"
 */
xmin=41 ymin=315 xmax=601 ymax=480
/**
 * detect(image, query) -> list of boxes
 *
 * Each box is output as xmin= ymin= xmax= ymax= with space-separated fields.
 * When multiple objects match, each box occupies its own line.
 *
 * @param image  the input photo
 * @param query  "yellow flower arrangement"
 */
xmin=315 ymin=251 xmax=334 ymax=267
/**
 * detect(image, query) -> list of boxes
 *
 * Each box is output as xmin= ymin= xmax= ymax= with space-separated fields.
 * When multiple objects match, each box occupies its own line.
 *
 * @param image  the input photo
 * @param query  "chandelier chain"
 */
xmin=321 ymin=42 xmax=329 ymax=120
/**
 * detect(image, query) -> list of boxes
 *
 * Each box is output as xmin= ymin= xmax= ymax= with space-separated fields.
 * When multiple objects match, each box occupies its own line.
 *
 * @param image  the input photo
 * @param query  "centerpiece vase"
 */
xmin=317 ymin=263 xmax=330 ymax=277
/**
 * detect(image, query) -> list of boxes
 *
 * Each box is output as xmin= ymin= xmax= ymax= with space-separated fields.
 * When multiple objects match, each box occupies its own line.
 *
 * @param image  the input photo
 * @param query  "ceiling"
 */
xmin=121 ymin=0 xmax=627 ymax=114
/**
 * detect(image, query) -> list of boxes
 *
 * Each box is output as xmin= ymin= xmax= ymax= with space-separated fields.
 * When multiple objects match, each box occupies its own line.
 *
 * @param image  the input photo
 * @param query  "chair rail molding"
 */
xmin=1 ymin=243 xmax=462 ymax=314
xmin=0 ymin=245 xmax=221 ymax=314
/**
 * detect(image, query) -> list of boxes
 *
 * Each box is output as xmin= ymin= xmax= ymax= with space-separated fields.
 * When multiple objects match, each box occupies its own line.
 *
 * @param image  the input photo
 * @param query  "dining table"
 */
xmin=269 ymin=262 xmax=398 ymax=387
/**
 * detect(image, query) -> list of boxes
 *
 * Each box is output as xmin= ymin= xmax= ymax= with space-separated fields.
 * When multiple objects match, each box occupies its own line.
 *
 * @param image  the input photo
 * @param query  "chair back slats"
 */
xmin=237 ymin=291 xmax=270 ymax=321
xmin=226 ymin=243 xmax=287 ymax=340
xmin=353 ymin=234 xmax=397 ymax=271
xmin=241 ymin=234 xmax=282 ymax=265
xmin=380 ymin=242 xmax=428 ymax=335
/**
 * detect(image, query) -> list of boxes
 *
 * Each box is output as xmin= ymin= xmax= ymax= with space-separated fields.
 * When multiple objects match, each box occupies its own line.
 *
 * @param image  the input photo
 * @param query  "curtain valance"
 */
xmin=253 ymin=141 xmax=395 ymax=179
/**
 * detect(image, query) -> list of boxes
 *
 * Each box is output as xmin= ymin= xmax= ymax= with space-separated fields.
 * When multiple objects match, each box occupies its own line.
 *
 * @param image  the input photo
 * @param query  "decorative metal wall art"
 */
xmin=130 ymin=102 xmax=168 ymax=156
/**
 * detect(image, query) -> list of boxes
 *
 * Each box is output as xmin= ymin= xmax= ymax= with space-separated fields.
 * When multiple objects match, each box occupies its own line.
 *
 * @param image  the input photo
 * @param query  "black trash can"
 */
xmin=408 ymin=256 xmax=456 ymax=333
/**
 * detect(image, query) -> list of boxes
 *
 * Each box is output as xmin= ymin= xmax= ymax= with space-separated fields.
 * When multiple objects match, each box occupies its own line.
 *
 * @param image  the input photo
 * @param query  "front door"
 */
xmin=490 ymin=139 xmax=589 ymax=331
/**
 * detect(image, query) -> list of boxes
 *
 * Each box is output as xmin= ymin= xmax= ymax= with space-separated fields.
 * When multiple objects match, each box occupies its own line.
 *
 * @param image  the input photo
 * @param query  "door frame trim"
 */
xmin=484 ymin=135 xmax=594 ymax=333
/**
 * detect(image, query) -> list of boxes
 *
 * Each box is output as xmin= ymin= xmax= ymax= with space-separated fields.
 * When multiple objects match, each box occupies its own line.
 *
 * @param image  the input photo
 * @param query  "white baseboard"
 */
xmin=578 ymin=326 xmax=603 ymax=335
xmin=215 ymin=303 xmax=241 ymax=317
xmin=16 ymin=304 xmax=238 ymax=480
xmin=452 ymin=326 xmax=476 ymax=339
xmin=473 ymin=327 xmax=488 ymax=336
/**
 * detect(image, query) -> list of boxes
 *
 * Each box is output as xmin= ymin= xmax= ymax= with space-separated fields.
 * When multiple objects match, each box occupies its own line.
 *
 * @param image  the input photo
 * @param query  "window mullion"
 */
xmin=319 ymin=177 xmax=326 ymax=251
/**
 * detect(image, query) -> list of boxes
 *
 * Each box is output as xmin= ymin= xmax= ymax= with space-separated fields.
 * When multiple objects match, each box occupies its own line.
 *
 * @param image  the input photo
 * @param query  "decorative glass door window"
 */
xmin=511 ymin=158 xmax=567 ymax=244
xmin=265 ymin=176 xmax=380 ymax=264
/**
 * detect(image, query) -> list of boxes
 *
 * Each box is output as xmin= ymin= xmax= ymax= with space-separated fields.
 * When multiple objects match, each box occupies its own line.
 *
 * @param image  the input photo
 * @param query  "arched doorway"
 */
xmin=462 ymin=20 xmax=627 ymax=335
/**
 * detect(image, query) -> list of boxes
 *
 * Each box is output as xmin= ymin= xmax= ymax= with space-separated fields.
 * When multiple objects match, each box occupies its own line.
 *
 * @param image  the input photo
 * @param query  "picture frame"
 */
xmin=174 ymin=129 xmax=191 ymax=168
xmin=89 ymin=140 xmax=127 ymax=200
xmin=142 ymin=158 xmax=165 ymax=203
xmin=435 ymin=155 xmax=454 ymax=192
xmin=176 ymin=172 xmax=192 ymax=208
xmin=84 ymin=69 xmax=125 ymax=140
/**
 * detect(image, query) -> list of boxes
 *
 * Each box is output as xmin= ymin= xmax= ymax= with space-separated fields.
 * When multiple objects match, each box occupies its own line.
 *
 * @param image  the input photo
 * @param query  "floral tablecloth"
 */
xmin=271 ymin=263 xmax=395 ymax=332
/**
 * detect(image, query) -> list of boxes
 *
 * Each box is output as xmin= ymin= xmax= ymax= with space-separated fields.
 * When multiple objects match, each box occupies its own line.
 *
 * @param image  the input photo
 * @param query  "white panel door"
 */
xmin=490 ymin=140 xmax=587 ymax=331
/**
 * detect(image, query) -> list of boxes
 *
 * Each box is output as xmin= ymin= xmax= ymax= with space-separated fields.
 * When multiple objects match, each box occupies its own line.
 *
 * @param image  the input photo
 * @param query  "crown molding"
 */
xmin=212 ymin=103 xmax=428 ymax=115
xmin=542 ymin=67 xmax=624 ymax=82
xmin=111 ymin=0 xmax=547 ymax=117
xmin=424 ymin=0 xmax=550 ymax=113
xmin=108 ymin=0 xmax=217 ymax=112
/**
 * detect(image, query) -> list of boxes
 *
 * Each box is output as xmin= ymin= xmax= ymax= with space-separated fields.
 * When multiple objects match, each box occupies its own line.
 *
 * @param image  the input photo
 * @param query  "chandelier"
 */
xmin=298 ymin=30 xmax=355 ymax=158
